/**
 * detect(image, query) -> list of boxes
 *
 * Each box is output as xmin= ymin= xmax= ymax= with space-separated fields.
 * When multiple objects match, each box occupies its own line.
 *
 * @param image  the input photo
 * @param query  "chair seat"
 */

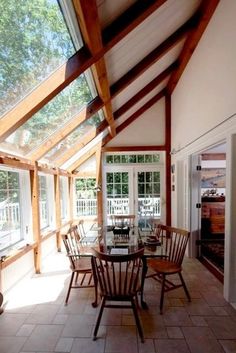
xmin=72 ymin=257 xmax=92 ymax=272
xmin=148 ymin=258 xmax=181 ymax=275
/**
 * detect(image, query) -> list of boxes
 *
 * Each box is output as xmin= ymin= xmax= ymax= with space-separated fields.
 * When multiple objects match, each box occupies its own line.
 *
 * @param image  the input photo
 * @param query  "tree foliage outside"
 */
xmin=0 ymin=170 xmax=21 ymax=235
xmin=75 ymin=178 xmax=96 ymax=199
xmin=0 ymin=0 xmax=101 ymax=158
xmin=0 ymin=0 xmax=75 ymax=118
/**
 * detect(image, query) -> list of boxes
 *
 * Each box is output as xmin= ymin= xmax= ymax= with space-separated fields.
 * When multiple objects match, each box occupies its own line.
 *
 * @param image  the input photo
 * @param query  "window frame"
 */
xmin=38 ymin=173 xmax=55 ymax=233
xmin=0 ymin=166 xmax=32 ymax=255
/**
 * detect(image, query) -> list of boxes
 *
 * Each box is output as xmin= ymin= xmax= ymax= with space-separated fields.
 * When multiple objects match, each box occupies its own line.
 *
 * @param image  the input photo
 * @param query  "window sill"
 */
xmin=0 ymin=243 xmax=37 ymax=269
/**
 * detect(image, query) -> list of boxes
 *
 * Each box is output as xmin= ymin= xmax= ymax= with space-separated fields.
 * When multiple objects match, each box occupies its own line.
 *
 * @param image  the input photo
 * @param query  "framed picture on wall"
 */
xmin=201 ymin=168 xmax=226 ymax=188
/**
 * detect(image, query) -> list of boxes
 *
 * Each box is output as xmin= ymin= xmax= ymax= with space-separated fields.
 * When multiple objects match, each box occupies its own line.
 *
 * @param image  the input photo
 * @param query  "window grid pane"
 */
xmin=0 ymin=170 xmax=22 ymax=251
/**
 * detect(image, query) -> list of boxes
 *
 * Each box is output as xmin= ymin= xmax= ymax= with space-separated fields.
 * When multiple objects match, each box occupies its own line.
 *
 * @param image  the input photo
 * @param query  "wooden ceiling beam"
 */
xmin=104 ymin=90 xmax=165 ymax=146
xmin=110 ymin=17 xmax=195 ymax=98
xmin=0 ymin=47 xmax=92 ymax=142
xmin=52 ymin=84 xmax=167 ymax=166
xmin=54 ymin=120 xmax=108 ymax=167
xmin=102 ymin=0 xmax=168 ymax=50
xmin=102 ymin=145 xmax=166 ymax=152
xmin=167 ymin=0 xmax=220 ymax=94
xmin=28 ymin=97 xmax=103 ymax=161
xmin=27 ymin=61 xmax=173 ymax=162
xmin=114 ymin=61 xmax=177 ymax=120
xmin=0 ymin=0 xmax=165 ymax=141
xmin=67 ymin=142 xmax=101 ymax=173
xmin=65 ymin=87 xmax=165 ymax=170
xmin=73 ymin=0 xmax=116 ymax=137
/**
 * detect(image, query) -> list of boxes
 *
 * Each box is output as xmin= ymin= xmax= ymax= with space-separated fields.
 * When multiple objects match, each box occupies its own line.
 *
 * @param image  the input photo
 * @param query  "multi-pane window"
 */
xmin=138 ymin=171 xmax=161 ymax=228
xmin=39 ymin=174 xmax=55 ymax=231
xmin=75 ymin=178 xmax=97 ymax=216
xmin=106 ymin=154 xmax=160 ymax=164
xmin=60 ymin=176 xmax=69 ymax=222
xmin=39 ymin=175 xmax=49 ymax=230
xmin=106 ymin=172 xmax=129 ymax=215
xmin=0 ymin=170 xmax=22 ymax=251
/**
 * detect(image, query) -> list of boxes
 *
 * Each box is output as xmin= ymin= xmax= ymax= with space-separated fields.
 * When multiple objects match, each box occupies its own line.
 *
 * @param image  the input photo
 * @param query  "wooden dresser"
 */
xmin=201 ymin=196 xmax=225 ymax=235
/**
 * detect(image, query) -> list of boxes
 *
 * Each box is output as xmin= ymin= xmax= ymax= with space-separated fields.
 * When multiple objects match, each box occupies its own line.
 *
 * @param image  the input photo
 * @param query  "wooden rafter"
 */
xmin=65 ymin=89 xmax=165 ymax=172
xmin=103 ymin=90 xmax=165 ymax=146
xmin=0 ymin=0 xmax=165 ymax=141
xmin=102 ymin=146 xmax=166 ymax=152
xmin=54 ymin=120 xmax=108 ymax=167
xmin=68 ymin=142 xmax=101 ymax=173
xmin=110 ymin=17 xmax=195 ymax=98
xmin=54 ymin=84 xmax=167 ymax=167
xmin=28 ymin=97 xmax=103 ymax=161
xmin=116 ymin=91 xmax=165 ymax=135
xmin=114 ymin=62 xmax=177 ymax=120
xmin=167 ymin=0 xmax=220 ymax=94
xmin=102 ymin=0 xmax=168 ymax=51
xmin=0 ymin=47 xmax=92 ymax=142
xmin=73 ymin=0 xmax=115 ymax=137
xmin=28 ymin=61 xmax=174 ymax=162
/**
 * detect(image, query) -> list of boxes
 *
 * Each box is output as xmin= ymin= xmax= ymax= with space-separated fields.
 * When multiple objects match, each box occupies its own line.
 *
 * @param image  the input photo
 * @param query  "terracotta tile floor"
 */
xmin=1 ymin=252 xmax=236 ymax=353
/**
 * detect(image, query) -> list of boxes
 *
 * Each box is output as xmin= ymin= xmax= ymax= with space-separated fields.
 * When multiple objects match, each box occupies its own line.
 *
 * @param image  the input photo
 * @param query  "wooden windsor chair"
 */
xmin=146 ymin=224 xmax=191 ymax=314
xmin=91 ymin=247 xmax=145 ymax=342
xmin=62 ymin=225 xmax=95 ymax=305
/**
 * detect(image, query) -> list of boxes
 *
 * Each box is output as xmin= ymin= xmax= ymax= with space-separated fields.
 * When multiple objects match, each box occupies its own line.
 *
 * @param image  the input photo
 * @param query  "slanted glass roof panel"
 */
xmin=0 ymin=71 xmax=94 ymax=156
xmin=0 ymin=0 xmax=76 ymax=118
xmin=62 ymin=129 xmax=108 ymax=170
xmin=43 ymin=111 xmax=104 ymax=163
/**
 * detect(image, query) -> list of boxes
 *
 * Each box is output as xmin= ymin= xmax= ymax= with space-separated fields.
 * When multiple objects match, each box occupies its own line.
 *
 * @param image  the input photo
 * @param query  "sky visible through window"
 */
xmin=0 ymin=0 xmax=76 ymax=118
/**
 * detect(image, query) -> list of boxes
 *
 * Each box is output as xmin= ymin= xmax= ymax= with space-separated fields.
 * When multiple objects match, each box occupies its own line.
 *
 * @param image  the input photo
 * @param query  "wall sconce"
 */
xmin=94 ymin=184 xmax=102 ymax=192
xmin=170 ymin=148 xmax=176 ymax=155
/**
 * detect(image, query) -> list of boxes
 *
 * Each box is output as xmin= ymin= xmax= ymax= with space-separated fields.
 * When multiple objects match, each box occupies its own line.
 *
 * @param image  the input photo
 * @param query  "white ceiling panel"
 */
xmin=105 ymin=0 xmax=200 ymax=84
xmin=97 ymin=0 xmax=135 ymax=29
xmin=111 ymin=41 xmax=183 ymax=111
xmin=115 ymin=79 xmax=169 ymax=127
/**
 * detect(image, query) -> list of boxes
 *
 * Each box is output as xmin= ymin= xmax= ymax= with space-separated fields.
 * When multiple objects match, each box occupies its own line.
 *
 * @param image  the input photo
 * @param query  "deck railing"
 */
xmin=75 ymin=197 xmax=161 ymax=217
xmin=0 ymin=198 xmax=161 ymax=225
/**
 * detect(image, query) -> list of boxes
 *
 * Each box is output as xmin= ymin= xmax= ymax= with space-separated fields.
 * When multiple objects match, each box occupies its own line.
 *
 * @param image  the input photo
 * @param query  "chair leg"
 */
xmin=178 ymin=272 xmax=191 ymax=302
xmin=131 ymin=297 xmax=144 ymax=343
xmin=160 ymin=274 xmax=166 ymax=314
xmin=93 ymin=297 xmax=106 ymax=340
xmin=75 ymin=272 xmax=79 ymax=283
xmin=65 ymin=272 xmax=75 ymax=305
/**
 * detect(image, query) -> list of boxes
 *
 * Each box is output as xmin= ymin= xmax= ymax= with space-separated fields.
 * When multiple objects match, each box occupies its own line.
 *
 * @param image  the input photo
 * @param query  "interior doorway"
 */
xmin=191 ymin=143 xmax=226 ymax=282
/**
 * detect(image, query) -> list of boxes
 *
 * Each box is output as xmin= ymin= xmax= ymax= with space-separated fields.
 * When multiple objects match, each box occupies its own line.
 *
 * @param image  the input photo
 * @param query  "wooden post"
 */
xmin=30 ymin=162 xmax=41 ymax=274
xmin=54 ymin=172 xmax=62 ymax=251
xmin=165 ymin=94 xmax=171 ymax=226
xmin=96 ymin=144 xmax=103 ymax=226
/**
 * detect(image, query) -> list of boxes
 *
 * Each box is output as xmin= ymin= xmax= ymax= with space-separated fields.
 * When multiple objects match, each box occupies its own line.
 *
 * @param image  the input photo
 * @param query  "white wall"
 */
xmin=170 ymin=0 xmax=236 ymax=303
xmin=107 ymin=98 xmax=165 ymax=147
xmin=1 ymin=235 xmax=58 ymax=295
xmin=172 ymin=0 xmax=236 ymax=152
xmin=2 ymin=250 xmax=35 ymax=294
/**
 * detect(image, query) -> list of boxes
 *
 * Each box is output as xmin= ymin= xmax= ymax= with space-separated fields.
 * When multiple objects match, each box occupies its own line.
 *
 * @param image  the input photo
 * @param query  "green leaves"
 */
xmin=0 ymin=0 xmax=75 ymax=117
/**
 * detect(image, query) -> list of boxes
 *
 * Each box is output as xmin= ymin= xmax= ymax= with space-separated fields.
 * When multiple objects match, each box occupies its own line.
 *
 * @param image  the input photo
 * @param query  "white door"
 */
xmin=104 ymin=165 xmax=164 ymax=227
xmin=189 ymin=153 xmax=202 ymax=257
xmin=135 ymin=167 xmax=162 ymax=230
xmin=104 ymin=167 xmax=133 ymax=225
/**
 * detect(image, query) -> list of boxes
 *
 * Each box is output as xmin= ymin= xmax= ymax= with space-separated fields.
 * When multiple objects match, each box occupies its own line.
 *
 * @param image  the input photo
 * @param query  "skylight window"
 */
xmin=43 ymin=111 xmax=104 ymax=163
xmin=0 ymin=0 xmax=76 ymax=118
xmin=0 ymin=70 xmax=96 ymax=156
